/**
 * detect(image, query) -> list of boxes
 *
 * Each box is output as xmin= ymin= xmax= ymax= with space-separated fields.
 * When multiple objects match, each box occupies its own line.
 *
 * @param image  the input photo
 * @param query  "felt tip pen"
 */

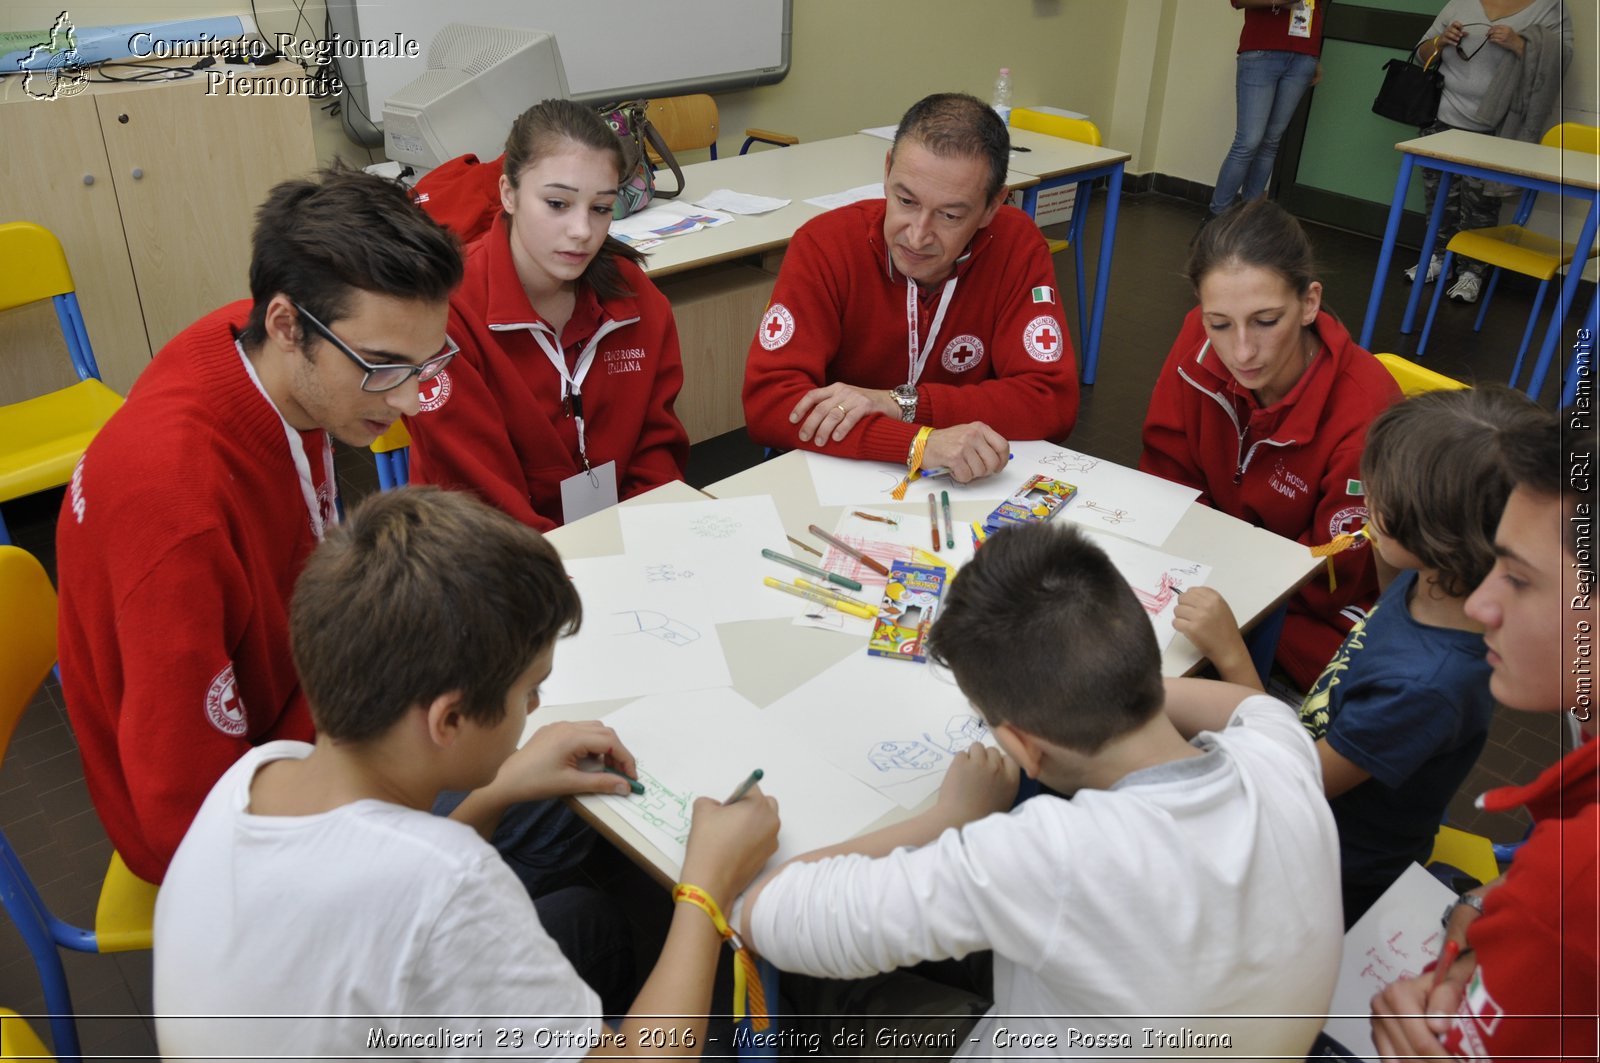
xmin=808 ymin=524 xmax=892 ymax=577
xmin=763 ymin=576 xmax=877 ymax=619
xmin=941 ymin=490 xmax=954 ymax=548
xmin=1433 ymin=940 xmax=1461 ymax=991
xmin=761 ymin=547 xmax=864 ymax=591
xmin=786 ymin=534 xmax=823 ymax=558
xmin=601 ymin=764 xmax=645 ymax=796
xmin=915 ymin=452 xmax=1017 ymax=481
xmin=724 ymin=768 xmax=764 ymax=803
xmin=794 ymin=577 xmax=873 ymax=610
xmin=928 ymin=493 xmax=940 ymax=552
xmin=911 ymin=547 xmax=952 ymax=570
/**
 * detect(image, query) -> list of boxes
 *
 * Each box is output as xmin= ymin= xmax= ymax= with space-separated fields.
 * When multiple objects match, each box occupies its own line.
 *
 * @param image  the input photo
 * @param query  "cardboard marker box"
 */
xmin=867 ymin=561 xmax=948 ymax=663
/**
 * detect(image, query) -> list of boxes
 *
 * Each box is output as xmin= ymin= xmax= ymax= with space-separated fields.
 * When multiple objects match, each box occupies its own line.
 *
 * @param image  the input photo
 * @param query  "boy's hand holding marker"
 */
xmin=933 ymin=745 xmax=1018 ymax=827
xmin=495 ymin=720 xmax=641 ymax=801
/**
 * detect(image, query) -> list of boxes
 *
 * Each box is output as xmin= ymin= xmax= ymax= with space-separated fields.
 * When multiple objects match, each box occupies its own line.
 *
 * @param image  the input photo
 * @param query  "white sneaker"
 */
xmin=1404 ymin=253 xmax=1444 ymax=284
xmin=1447 ymin=272 xmax=1482 ymax=303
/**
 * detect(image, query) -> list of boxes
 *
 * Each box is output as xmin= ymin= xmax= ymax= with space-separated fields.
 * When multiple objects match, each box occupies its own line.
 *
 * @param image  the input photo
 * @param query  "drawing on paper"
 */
xmin=866 ymin=715 xmax=989 ymax=773
xmin=612 ymin=610 xmax=701 ymax=646
xmin=1131 ymin=572 xmax=1183 ymax=615
xmin=821 ymin=534 xmax=907 ymax=583
xmin=623 ymin=767 xmax=693 ymax=846
xmin=1169 ymin=561 xmax=1203 ymax=576
xmin=689 ymin=515 xmax=742 ymax=539
xmin=1078 ymin=500 xmax=1134 ymax=525
xmin=1040 ymin=451 xmax=1101 ymax=476
xmin=644 ymin=563 xmax=695 ymax=583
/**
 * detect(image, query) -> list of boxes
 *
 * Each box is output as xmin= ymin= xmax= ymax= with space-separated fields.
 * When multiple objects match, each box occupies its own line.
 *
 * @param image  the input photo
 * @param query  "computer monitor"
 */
xmin=383 ymin=24 xmax=570 ymax=171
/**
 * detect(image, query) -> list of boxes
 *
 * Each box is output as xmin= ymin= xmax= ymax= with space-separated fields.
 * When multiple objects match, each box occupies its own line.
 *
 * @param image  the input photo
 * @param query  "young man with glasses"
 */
xmin=55 ymin=169 xmax=467 ymax=884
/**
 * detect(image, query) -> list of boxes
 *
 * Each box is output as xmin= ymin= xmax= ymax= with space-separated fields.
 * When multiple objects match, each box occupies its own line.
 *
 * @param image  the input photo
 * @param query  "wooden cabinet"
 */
xmin=0 ymin=62 xmax=316 ymax=401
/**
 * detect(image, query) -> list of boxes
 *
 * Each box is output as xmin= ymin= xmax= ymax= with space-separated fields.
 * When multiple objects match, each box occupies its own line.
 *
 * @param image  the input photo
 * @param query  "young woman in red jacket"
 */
xmin=1140 ymin=200 xmax=1399 ymax=690
xmin=407 ymin=99 xmax=689 ymax=530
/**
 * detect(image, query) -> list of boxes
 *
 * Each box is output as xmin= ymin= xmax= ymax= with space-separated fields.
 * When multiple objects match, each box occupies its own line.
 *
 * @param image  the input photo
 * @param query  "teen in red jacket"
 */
xmin=742 ymin=93 xmax=1078 ymax=483
xmin=1140 ymin=200 xmax=1399 ymax=689
xmin=1370 ymin=408 xmax=1596 ymax=1062
xmin=407 ymin=99 xmax=689 ymax=529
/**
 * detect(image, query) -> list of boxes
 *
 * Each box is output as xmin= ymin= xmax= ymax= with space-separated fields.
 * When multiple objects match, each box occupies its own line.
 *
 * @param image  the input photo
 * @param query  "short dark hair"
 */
xmin=503 ymin=98 xmax=646 ymax=300
xmin=1363 ymin=385 xmax=1553 ymax=597
xmin=1186 ymin=199 xmax=1318 ymax=297
xmin=927 ymin=523 xmax=1164 ymax=753
xmin=891 ymin=92 xmax=1010 ymax=204
xmin=239 ymin=167 xmax=463 ymax=347
xmin=290 ymin=487 xmax=581 ymax=743
xmin=1496 ymin=399 xmax=1580 ymax=555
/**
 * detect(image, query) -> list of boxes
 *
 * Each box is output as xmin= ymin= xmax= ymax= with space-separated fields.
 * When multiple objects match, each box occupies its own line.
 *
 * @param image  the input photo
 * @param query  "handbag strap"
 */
xmin=1411 ymin=36 xmax=1442 ymax=72
xmin=641 ymin=117 xmax=684 ymax=199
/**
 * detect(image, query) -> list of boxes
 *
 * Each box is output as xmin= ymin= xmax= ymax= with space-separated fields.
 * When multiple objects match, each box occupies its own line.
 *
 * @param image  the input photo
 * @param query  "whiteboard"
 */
xmin=332 ymin=0 xmax=789 ymax=123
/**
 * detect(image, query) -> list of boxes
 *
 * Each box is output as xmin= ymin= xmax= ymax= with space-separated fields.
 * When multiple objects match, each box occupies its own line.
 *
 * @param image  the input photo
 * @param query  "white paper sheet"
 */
xmin=858 ymin=125 xmax=898 ymax=141
xmin=804 ymin=440 xmax=1200 ymax=546
xmin=610 ymin=201 xmax=734 ymax=242
xmin=764 ymin=651 xmax=992 ymax=808
xmin=594 ymin=688 xmax=898 ymax=869
xmin=539 ymin=555 xmax=732 ymax=707
xmin=1322 ymin=863 xmax=1456 ymax=1061
xmin=1081 ymin=529 xmax=1212 ymax=652
xmin=617 ymin=495 xmax=800 ymax=623
xmin=803 ymin=182 xmax=884 ymax=209
xmin=692 ymin=188 xmax=791 ymax=215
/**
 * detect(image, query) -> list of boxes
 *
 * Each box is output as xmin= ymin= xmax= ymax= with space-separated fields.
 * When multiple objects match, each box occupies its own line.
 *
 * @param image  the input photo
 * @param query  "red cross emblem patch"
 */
xmin=1022 ymin=315 xmax=1062 ymax=363
xmin=417 ymin=370 xmax=452 ymax=413
xmin=204 ymin=663 xmax=248 ymax=737
xmin=758 ymin=303 xmax=796 ymax=351
xmin=940 ymin=334 xmax=984 ymax=373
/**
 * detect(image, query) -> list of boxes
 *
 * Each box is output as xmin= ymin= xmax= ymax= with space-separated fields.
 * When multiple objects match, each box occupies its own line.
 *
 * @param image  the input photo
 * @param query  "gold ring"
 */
xmin=835 ymin=404 xmax=847 ymax=414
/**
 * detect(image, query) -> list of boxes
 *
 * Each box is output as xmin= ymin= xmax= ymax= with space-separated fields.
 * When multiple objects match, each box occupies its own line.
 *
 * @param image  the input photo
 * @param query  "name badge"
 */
xmin=559 ymin=460 xmax=620 ymax=525
xmin=1288 ymin=0 xmax=1313 ymax=38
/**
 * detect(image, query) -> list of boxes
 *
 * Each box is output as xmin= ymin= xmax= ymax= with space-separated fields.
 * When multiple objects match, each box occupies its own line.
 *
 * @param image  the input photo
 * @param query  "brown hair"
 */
xmin=239 ymin=165 xmax=463 ymax=347
xmin=1186 ymin=199 xmax=1318 ymax=296
xmin=927 ymin=523 xmax=1164 ymax=753
xmin=290 ymin=486 xmax=581 ymax=743
xmin=502 ymin=98 xmax=645 ymax=300
xmin=891 ymin=92 xmax=1011 ymax=204
xmin=1362 ymin=385 xmax=1554 ymax=597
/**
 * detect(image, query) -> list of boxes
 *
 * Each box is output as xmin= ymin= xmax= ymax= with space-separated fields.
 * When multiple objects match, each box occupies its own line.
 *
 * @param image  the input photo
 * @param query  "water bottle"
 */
xmin=992 ymin=67 xmax=1013 ymax=125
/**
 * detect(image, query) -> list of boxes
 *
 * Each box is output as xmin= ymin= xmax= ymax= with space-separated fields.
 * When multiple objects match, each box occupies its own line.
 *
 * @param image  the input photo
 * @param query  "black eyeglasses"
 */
xmin=1453 ymin=22 xmax=1492 ymax=62
xmin=294 ymin=302 xmax=458 ymax=393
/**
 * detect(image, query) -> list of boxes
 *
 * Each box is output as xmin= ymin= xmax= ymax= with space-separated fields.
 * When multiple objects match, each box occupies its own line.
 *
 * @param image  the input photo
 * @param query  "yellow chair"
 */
xmin=0 ymin=222 xmax=124 ymax=547
xmin=0 ymin=546 xmax=157 ymax=1062
xmin=371 ymin=418 xmax=413 ymax=490
xmin=1374 ymin=353 xmax=1468 ymax=396
xmin=1427 ymin=824 xmax=1501 ymax=888
xmin=643 ymin=94 xmax=797 ymax=162
xmin=1417 ymin=123 xmax=1600 ymax=393
xmin=1008 ymin=108 xmax=1104 ymax=358
xmin=0 ymin=1008 xmax=55 ymax=1061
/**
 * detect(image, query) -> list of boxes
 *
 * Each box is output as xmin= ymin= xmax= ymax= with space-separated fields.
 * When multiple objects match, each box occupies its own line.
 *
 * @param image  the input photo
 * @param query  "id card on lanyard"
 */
xmin=527 ymin=327 xmax=621 ymax=523
xmin=234 ymin=341 xmax=338 ymax=540
xmin=1288 ymin=0 xmax=1313 ymax=38
xmin=905 ymin=276 xmax=958 ymax=388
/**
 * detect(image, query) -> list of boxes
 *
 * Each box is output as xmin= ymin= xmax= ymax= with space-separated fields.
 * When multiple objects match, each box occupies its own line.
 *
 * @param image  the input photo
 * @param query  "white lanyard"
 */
xmin=528 ymin=326 xmax=601 ymax=471
xmin=234 ymin=341 xmax=337 ymax=540
xmin=905 ymin=276 xmax=958 ymax=388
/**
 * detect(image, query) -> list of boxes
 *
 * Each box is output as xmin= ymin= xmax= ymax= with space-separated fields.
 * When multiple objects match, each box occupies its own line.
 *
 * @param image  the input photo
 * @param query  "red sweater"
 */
xmin=741 ymin=199 xmax=1079 ymax=462
xmin=1235 ymin=0 xmax=1327 ymax=57
xmin=407 ymin=214 xmax=689 ymax=530
xmin=55 ymin=302 xmax=321 ymax=882
xmin=1139 ymin=307 xmax=1399 ymax=688
xmin=1444 ymin=737 xmax=1598 ymax=1060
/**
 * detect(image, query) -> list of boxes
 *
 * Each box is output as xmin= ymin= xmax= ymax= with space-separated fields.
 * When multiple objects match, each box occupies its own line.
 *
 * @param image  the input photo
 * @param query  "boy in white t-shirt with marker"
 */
xmin=154 ymin=487 xmax=779 ymax=1057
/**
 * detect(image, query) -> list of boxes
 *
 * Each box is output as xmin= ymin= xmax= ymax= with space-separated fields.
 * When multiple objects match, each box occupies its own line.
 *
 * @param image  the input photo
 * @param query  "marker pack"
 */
xmin=982 ymin=475 xmax=1078 ymax=535
xmin=867 ymin=561 xmax=948 ymax=663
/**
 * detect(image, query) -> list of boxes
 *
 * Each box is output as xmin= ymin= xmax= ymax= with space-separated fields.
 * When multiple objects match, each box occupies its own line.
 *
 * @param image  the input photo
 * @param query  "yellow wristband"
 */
xmin=891 ymin=426 xmax=934 ymax=500
xmin=673 ymin=883 xmax=769 ymax=1031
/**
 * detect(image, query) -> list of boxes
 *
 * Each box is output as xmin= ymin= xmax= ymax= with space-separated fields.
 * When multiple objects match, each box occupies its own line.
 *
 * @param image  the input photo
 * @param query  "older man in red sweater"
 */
xmin=742 ymin=93 xmax=1079 ymax=483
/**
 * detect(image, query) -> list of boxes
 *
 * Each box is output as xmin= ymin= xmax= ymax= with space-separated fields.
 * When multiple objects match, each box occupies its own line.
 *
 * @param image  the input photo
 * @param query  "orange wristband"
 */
xmin=673 ymin=884 xmax=768 ymax=1030
xmin=891 ymin=426 xmax=934 ymax=501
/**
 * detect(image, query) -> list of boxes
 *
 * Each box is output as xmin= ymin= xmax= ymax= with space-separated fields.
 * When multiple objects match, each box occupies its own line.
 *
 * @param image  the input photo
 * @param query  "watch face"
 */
xmin=892 ymin=385 xmax=917 ymax=401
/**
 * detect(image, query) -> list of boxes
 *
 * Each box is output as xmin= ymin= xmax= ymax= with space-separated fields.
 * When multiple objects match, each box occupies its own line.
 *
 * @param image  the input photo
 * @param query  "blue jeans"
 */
xmin=1210 ymin=50 xmax=1318 ymax=215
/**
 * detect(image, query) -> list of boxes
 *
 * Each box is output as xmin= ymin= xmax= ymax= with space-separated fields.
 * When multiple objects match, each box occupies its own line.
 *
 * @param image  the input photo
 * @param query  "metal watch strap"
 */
xmin=892 ymin=384 xmax=918 ymax=422
xmin=1440 ymin=892 xmax=1485 ymax=928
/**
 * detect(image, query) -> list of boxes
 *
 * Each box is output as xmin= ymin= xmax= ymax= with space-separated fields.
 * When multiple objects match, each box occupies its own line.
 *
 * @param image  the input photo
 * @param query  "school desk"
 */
xmin=1358 ymin=128 xmax=1600 ymax=400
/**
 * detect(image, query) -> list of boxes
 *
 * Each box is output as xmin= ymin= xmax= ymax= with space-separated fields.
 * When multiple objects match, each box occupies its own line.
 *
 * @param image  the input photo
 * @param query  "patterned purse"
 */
xmin=597 ymin=100 xmax=685 ymax=218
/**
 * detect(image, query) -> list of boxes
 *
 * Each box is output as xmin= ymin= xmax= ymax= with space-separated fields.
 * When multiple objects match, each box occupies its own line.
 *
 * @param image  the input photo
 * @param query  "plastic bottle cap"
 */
xmin=1000 ymin=67 xmax=1010 ymax=75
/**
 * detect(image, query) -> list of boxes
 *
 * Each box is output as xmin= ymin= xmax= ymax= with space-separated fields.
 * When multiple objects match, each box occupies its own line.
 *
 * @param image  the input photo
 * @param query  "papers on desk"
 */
xmin=804 ymin=183 xmax=884 ymax=210
xmin=1322 ymin=864 xmax=1456 ymax=1062
xmin=1081 ymin=529 xmax=1212 ymax=652
xmin=595 ymin=688 xmax=897 ymax=868
xmin=804 ymin=440 xmax=1200 ymax=547
xmin=610 ymin=201 xmax=734 ymax=245
xmin=617 ymin=495 xmax=798 ymax=623
xmin=691 ymin=188 xmax=791 ymax=215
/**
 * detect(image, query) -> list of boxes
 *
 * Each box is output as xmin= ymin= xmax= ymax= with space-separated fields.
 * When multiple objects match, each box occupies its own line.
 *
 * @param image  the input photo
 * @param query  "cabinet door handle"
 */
xmin=131 ymin=167 xmax=144 ymax=180
xmin=83 ymin=174 xmax=95 ymax=186
xmin=118 ymin=113 xmax=129 ymax=124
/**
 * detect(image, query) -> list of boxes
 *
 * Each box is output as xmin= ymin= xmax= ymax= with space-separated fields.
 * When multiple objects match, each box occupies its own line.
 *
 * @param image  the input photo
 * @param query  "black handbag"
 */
xmin=1372 ymin=41 xmax=1443 ymax=127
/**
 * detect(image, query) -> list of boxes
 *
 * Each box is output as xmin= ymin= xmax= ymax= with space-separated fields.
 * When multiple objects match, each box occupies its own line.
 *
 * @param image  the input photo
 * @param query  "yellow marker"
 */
xmin=794 ymin=577 xmax=874 ymax=611
xmin=763 ymin=576 xmax=876 ymax=619
xmin=911 ymin=547 xmax=953 ymax=570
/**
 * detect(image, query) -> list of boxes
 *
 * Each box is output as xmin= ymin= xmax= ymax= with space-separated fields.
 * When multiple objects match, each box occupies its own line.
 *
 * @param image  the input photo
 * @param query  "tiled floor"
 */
xmin=1 ymin=190 xmax=1580 ymax=1057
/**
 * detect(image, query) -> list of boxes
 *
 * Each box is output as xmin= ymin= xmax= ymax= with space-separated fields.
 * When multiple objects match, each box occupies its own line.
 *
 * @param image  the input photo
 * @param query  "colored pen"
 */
xmin=928 ymin=493 xmax=940 ymax=552
xmin=794 ymin=577 xmax=873 ymax=610
xmin=941 ymin=490 xmax=953 ymax=548
xmin=761 ymin=547 xmax=864 ymax=591
xmin=970 ymin=521 xmax=988 ymax=544
xmin=851 ymin=510 xmax=898 ymax=527
xmin=914 ymin=452 xmax=1016 ymax=481
xmin=763 ymin=576 xmax=877 ymax=619
xmin=910 ymin=547 xmax=952 ymax=570
xmin=601 ymin=764 xmax=645 ymax=796
xmin=808 ymin=524 xmax=892 ymax=577
xmin=724 ymin=768 xmax=764 ymax=803
xmin=786 ymin=534 xmax=823 ymax=558
xmin=1433 ymin=940 xmax=1461 ymax=991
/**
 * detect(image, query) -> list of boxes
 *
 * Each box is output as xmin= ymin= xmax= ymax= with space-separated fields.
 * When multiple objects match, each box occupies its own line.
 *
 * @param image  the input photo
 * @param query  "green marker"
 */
xmin=601 ymin=763 xmax=645 ymax=796
xmin=760 ymin=547 xmax=864 ymax=591
xmin=723 ymin=768 xmax=764 ymax=803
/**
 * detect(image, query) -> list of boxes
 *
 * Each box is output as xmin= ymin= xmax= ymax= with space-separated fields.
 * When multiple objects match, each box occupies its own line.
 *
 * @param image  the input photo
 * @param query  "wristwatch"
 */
xmin=891 ymin=384 xmax=918 ymax=423
xmin=1440 ymin=892 xmax=1485 ymax=929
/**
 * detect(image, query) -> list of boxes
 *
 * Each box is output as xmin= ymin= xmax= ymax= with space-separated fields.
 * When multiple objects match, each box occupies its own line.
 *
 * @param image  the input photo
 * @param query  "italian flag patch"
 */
xmin=1031 ymin=286 xmax=1055 ymax=304
xmin=1346 ymin=479 xmax=1364 ymax=496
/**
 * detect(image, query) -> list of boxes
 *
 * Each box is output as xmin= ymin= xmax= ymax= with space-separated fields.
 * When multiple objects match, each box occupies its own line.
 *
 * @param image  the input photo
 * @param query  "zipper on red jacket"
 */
xmin=1176 ymin=363 xmax=1298 ymax=485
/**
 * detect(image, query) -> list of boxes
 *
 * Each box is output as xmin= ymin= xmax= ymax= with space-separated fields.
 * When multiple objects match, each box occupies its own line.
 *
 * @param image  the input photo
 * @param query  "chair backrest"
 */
xmin=1374 ymin=353 xmax=1468 ymax=397
xmin=0 ymin=222 xmax=76 ymax=313
xmin=1009 ymin=108 xmax=1102 ymax=147
xmin=0 ymin=547 xmax=58 ymax=768
xmin=645 ymin=94 xmax=720 ymax=156
xmin=370 ymin=419 xmax=412 ymax=454
xmin=1542 ymin=122 xmax=1600 ymax=156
